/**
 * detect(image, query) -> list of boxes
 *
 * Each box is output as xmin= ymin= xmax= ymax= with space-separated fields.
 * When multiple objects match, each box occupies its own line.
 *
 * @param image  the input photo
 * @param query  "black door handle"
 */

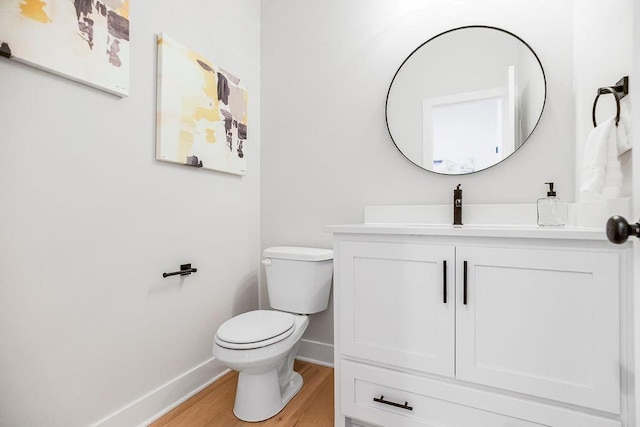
xmin=607 ymin=215 xmax=640 ymax=244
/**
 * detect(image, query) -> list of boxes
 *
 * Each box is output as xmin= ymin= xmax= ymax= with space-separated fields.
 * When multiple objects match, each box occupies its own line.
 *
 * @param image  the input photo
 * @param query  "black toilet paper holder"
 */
xmin=163 ymin=263 xmax=198 ymax=278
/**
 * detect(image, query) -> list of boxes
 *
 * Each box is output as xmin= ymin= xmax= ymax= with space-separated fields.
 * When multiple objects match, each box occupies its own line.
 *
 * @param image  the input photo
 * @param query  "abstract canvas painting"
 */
xmin=156 ymin=33 xmax=248 ymax=176
xmin=0 ymin=0 xmax=130 ymax=97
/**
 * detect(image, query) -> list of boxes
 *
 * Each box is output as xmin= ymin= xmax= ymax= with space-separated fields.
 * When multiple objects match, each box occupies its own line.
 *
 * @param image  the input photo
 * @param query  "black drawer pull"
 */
xmin=373 ymin=395 xmax=413 ymax=411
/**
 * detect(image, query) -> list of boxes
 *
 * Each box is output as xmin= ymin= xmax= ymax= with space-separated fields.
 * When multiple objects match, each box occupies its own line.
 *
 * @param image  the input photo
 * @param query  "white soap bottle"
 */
xmin=537 ymin=182 xmax=567 ymax=227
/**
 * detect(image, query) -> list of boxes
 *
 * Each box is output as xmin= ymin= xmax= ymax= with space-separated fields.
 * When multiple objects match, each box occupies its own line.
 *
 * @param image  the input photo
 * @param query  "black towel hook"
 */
xmin=592 ymin=76 xmax=629 ymax=128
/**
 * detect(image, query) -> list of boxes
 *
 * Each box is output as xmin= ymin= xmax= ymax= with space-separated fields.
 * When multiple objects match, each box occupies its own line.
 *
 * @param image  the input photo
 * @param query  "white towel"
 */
xmin=601 ymin=119 xmax=623 ymax=198
xmin=617 ymin=97 xmax=632 ymax=155
xmin=580 ymin=97 xmax=632 ymax=200
xmin=580 ymin=117 xmax=622 ymax=200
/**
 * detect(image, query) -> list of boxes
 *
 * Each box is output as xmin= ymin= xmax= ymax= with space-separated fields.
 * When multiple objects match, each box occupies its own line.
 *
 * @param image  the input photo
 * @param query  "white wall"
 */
xmin=0 ymin=1 xmax=260 ymax=425
xmin=262 ymin=0 xmax=578 ymax=356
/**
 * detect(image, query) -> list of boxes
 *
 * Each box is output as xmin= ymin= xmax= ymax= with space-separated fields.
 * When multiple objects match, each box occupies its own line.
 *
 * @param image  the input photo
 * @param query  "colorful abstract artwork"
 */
xmin=0 ymin=0 xmax=130 ymax=96
xmin=156 ymin=33 xmax=248 ymax=176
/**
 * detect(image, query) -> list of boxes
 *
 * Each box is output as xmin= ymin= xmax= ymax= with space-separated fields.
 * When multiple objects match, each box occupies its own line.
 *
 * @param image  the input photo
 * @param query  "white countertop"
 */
xmin=325 ymin=200 xmax=633 ymax=241
xmin=325 ymin=223 xmax=609 ymax=240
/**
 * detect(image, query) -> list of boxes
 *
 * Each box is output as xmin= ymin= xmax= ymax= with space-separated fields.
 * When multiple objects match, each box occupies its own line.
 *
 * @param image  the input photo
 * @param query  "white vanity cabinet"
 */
xmin=330 ymin=227 xmax=631 ymax=427
xmin=339 ymin=241 xmax=455 ymax=377
xmin=456 ymin=246 xmax=620 ymax=413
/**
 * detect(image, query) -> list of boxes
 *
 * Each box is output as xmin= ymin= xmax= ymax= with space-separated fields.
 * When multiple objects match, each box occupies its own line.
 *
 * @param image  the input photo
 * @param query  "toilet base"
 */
xmin=233 ymin=369 xmax=303 ymax=422
xmin=281 ymin=371 xmax=303 ymax=407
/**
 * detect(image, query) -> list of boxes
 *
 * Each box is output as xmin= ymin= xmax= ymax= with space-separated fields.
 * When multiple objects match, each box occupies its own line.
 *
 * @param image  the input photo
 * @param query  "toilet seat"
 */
xmin=215 ymin=310 xmax=295 ymax=350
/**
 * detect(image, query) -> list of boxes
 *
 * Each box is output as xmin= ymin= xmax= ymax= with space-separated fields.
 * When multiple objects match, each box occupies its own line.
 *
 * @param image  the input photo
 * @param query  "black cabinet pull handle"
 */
xmin=463 ymin=261 xmax=468 ymax=305
xmin=373 ymin=395 xmax=413 ymax=411
xmin=443 ymin=260 xmax=447 ymax=304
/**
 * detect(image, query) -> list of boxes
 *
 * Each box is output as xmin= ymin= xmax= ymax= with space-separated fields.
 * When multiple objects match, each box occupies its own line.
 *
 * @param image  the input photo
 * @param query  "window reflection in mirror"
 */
xmin=426 ymin=89 xmax=508 ymax=174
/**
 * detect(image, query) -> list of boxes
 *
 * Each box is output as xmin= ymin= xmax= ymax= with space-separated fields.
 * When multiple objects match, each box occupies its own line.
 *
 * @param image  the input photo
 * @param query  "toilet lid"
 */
xmin=216 ymin=310 xmax=295 ymax=350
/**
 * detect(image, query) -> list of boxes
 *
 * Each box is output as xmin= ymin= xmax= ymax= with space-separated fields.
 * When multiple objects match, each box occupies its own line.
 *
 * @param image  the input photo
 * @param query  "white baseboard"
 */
xmin=92 ymin=340 xmax=332 ymax=427
xmin=92 ymin=357 xmax=229 ymax=427
xmin=297 ymin=338 xmax=334 ymax=367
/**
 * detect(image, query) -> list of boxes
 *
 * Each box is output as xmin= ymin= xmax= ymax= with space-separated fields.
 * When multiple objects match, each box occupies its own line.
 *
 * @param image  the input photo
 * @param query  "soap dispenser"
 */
xmin=537 ymin=182 xmax=567 ymax=226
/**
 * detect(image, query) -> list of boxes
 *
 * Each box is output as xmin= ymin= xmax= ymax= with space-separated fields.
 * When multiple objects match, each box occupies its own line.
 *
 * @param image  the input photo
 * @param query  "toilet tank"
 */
xmin=262 ymin=246 xmax=333 ymax=314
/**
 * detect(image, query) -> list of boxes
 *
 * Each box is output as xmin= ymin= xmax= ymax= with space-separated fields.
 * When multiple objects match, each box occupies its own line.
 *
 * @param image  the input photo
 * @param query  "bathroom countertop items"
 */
xmin=358 ymin=199 xmax=631 ymax=231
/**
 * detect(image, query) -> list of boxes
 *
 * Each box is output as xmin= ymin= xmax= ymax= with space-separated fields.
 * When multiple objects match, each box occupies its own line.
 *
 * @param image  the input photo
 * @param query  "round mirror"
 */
xmin=386 ymin=26 xmax=546 ymax=175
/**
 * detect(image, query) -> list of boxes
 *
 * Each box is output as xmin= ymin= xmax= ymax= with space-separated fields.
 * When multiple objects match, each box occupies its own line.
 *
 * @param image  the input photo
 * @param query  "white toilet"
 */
xmin=212 ymin=246 xmax=333 ymax=422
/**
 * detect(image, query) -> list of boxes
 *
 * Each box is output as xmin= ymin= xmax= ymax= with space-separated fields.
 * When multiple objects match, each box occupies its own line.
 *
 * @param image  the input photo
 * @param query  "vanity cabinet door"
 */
xmin=455 ymin=246 xmax=620 ymax=413
xmin=339 ymin=241 xmax=455 ymax=377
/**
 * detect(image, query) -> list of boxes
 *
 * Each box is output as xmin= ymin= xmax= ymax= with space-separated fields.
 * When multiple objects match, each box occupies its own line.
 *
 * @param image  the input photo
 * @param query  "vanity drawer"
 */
xmin=340 ymin=360 xmax=621 ymax=427
xmin=341 ymin=360 xmax=541 ymax=427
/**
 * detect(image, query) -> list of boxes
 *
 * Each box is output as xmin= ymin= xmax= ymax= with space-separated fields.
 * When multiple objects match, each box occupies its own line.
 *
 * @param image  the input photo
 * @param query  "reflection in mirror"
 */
xmin=386 ymin=26 xmax=546 ymax=175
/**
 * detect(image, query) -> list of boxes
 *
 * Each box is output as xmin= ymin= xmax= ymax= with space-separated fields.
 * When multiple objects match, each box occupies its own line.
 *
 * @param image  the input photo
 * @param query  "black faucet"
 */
xmin=453 ymin=184 xmax=462 ymax=226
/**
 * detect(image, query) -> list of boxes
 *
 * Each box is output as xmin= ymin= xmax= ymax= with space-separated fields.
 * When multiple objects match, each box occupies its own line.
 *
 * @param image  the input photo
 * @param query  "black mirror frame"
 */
xmin=385 ymin=25 xmax=547 ymax=175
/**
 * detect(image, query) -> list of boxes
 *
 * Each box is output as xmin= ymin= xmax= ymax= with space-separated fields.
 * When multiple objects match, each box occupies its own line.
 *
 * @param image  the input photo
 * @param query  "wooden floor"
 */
xmin=151 ymin=361 xmax=334 ymax=427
